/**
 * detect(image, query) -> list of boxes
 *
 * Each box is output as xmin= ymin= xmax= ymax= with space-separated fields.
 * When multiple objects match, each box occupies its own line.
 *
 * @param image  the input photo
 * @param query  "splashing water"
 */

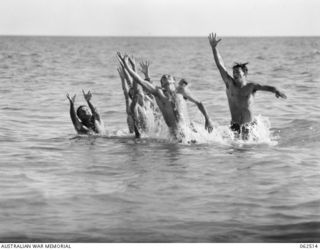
xmin=103 ymin=114 xmax=277 ymax=146
xmin=228 ymin=115 xmax=278 ymax=147
xmin=167 ymin=114 xmax=277 ymax=146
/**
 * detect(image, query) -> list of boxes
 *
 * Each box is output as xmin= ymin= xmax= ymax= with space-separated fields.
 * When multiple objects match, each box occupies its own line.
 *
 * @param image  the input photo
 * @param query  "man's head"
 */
xmin=178 ymin=78 xmax=188 ymax=87
xmin=232 ymin=62 xmax=249 ymax=80
xmin=77 ymin=105 xmax=92 ymax=122
xmin=160 ymin=74 xmax=176 ymax=93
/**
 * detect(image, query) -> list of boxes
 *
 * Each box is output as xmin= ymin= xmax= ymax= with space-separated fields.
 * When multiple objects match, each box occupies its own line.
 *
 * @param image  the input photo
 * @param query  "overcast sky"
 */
xmin=0 ymin=0 xmax=319 ymax=36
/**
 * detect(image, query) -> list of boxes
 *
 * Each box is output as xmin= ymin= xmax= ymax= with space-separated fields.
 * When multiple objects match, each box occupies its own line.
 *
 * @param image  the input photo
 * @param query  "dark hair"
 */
xmin=179 ymin=78 xmax=188 ymax=86
xmin=160 ymin=74 xmax=175 ymax=85
xmin=76 ymin=105 xmax=87 ymax=118
xmin=160 ymin=74 xmax=169 ymax=85
xmin=232 ymin=62 xmax=249 ymax=76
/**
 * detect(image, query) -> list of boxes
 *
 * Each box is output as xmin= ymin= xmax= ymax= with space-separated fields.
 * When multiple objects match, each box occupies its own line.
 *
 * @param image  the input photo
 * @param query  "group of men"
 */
xmin=67 ymin=33 xmax=287 ymax=141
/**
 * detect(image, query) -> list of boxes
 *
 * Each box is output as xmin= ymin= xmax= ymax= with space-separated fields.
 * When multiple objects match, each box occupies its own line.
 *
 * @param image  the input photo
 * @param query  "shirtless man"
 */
xmin=117 ymin=52 xmax=213 ymax=141
xmin=118 ymin=64 xmax=150 ymax=138
xmin=67 ymin=90 xmax=104 ymax=134
xmin=208 ymin=33 xmax=287 ymax=138
xmin=139 ymin=60 xmax=167 ymax=130
xmin=118 ymin=64 xmax=135 ymax=135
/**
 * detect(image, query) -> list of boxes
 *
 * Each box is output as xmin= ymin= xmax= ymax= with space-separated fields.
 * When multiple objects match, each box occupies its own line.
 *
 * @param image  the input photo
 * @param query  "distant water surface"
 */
xmin=0 ymin=36 xmax=319 ymax=242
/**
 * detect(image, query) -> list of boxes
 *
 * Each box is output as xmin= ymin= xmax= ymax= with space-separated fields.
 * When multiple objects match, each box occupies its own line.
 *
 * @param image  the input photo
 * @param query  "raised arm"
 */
xmin=251 ymin=83 xmax=287 ymax=99
xmin=128 ymin=56 xmax=137 ymax=72
xmin=82 ymin=90 xmax=102 ymax=122
xmin=128 ymin=57 xmax=143 ymax=96
xmin=208 ymin=33 xmax=233 ymax=88
xmin=117 ymin=52 xmax=158 ymax=96
xmin=177 ymin=83 xmax=213 ymax=133
xmin=119 ymin=56 xmax=141 ymax=108
xmin=120 ymin=63 xmax=133 ymax=88
xmin=139 ymin=60 xmax=151 ymax=82
xmin=118 ymin=66 xmax=131 ymax=114
xmin=67 ymin=93 xmax=88 ymax=133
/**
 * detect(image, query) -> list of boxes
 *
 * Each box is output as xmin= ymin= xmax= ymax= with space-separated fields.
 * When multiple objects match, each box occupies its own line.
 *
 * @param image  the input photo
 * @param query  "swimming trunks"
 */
xmin=230 ymin=120 xmax=257 ymax=135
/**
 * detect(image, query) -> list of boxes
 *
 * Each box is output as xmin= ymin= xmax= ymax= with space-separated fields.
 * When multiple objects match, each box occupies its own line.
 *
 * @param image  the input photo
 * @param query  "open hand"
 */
xmin=82 ymin=89 xmax=92 ymax=102
xmin=117 ymin=52 xmax=125 ymax=66
xmin=67 ymin=93 xmax=76 ymax=103
xmin=117 ymin=52 xmax=130 ymax=68
xmin=208 ymin=33 xmax=222 ymax=48
xmin=275 ymin=90 xmax=287 ymax=99
xmin=139 ymin=60 xmax=151 ymax=77
xmin=205 ymin=119 xmax=213 ymax=133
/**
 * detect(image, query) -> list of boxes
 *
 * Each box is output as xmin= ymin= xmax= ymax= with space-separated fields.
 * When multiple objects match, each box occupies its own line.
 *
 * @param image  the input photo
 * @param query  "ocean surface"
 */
xmin=0 ymin=36 xmax=319 ymax=243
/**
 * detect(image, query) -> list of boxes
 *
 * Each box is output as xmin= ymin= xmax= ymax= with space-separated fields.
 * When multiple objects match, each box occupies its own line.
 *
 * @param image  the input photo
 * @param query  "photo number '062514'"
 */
xmin=300 ymin=244 xmax=318 ymax=248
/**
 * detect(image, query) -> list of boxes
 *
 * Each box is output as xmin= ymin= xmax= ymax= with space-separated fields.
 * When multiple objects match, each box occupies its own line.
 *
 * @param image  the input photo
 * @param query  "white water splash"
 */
xmin=103 ymin=115 xmax=277 ymax=146
xmin=228 ymin=115 xmax=278 ymax=147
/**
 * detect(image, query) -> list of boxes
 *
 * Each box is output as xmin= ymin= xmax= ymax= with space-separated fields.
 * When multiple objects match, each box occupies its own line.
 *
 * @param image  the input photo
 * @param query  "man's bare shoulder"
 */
xmin=223 ymin=75 xmax=234 ymax=88
xmin=154 ymin=86 xmax=168 ymax=101
xmin=77 ymin=124 xmax=90 ymax=134
xmin=176 ymin=85 xmax=189 ymax=95
xmin=246 ymin=82 xmax=261 ymax=92
xmin=247 ymin=81 xmax=259 ymax=86
xmin=155 ymin=86 xmax=163 ymax=97
xmin=154 ymin=86 xmax=162 ymax=93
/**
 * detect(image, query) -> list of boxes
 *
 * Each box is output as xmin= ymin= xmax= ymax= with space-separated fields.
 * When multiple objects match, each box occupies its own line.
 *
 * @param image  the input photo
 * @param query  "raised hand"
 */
xmin=117 ymin=52 xmax=125 ymax=65
xmin=116 ymin=52 xmax=130 ymax=68
xmin=205 ymin=118 xmax=213 ymax=133
xmin=139 ymin=60 xmax=151 ymax=77
xmin=117 ymin=51 xmax=123 ymax=59
xmin=275 ymin=90 xmax=287 ymax=99
xmin=82 ymin=89 xmax=92 ymax=102
xmin=67 ymin=93 xmax=76 ymax=103
xmin=123 ymin=54 xmax=130 ymax=64
xmin=208 ymin=33 xmax=222 ymax=48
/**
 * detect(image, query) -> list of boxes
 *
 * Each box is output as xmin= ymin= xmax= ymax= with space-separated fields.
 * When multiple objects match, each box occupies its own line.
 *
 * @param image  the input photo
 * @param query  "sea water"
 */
xmin=0 ymin=36 xmax=319 ymax=242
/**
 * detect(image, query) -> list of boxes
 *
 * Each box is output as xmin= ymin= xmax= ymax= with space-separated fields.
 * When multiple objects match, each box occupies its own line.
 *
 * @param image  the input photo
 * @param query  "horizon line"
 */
xmin=0 ymin=34 xmax=320 ymax=38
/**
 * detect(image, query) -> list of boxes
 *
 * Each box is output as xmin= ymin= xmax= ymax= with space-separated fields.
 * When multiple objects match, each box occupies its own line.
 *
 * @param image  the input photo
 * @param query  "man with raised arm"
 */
xmin=117 ymin=65 xmax=135 ymax=135
xmin=139 ymin=60 xmax=163 ymax=128
xmin=117 ymin=64 xmax=149 ymax=138
xmin=117 ymin=53 xmax=213 ymax=142
xmin=208 ymin=33 xmax=287 ymax=138
xmin=66 ymin=90 xmax=104 ymax=135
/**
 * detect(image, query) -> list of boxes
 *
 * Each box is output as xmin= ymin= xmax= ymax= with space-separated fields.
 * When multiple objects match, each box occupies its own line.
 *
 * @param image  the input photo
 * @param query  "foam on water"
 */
xmin=97 ymin=114 xmax=277 ymax=147
xmin=170 ymin=114 xmax=277 ymax=146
